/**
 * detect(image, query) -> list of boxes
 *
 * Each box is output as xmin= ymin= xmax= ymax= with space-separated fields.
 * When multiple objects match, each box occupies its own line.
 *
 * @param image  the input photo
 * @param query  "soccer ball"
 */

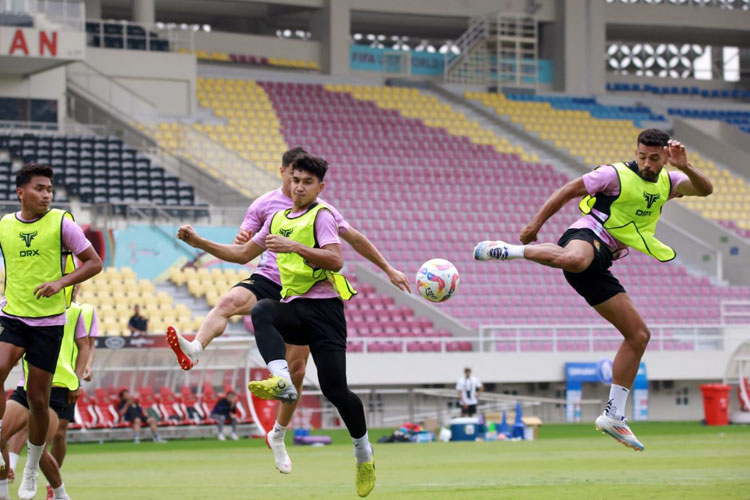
xmin=416 ymin=259 xmax=460 ymax=303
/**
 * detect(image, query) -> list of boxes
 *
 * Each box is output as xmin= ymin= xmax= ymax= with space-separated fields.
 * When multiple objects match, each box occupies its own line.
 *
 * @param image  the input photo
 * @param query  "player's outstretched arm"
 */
xmin=667 ymin=140 xmax=713 ymax=197
xmin=519 ymin=178 xmax=589 ymax=244
xmin=340 ymin=227 xmax=411 ymax=293
xmin=34 ymin=246 xmax=102 ymax=299
xmin=265 ymin=235 xmax=344 ymax=272
xmin=177 ymin=225 xmax=264 ymax=264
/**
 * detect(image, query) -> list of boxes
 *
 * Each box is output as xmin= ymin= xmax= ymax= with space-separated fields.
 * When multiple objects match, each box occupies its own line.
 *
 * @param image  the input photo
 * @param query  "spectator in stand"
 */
xmin=211 ymin=391 xmax=239 ymax=441
xmin=117 ymin=389 xmax=165 ymax=443
xmin=128 ymin=305 xmax=148 ymax=335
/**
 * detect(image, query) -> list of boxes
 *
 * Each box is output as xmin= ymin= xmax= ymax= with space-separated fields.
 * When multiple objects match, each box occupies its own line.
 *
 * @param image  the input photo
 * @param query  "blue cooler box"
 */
xmin=450 ymin=417 xmax=484 ymax=441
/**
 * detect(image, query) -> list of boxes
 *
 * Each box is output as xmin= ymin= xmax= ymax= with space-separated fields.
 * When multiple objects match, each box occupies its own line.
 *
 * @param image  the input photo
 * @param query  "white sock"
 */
xmin=26 ymin=440 xmax=45 ymax=471
xmin=0 ymin=479 xmax=8 ymax=497
xmin=177 ymin=334 xmax=202 ymax=362
xmin=53 ymin=483 xmax=68 ymax=499
xmin=606 ymin=384 xmax=629 ymax=419
xmin=352 ymin=432 xmax=372 ymax=464
xmin=9 ymin=452 xmax=19 ymax=471
xmin=268 ymin=359 xmax=291 ymax=380
xmin=505 ymin=244 xmax=527 ymax=259
xmin=270 ymin=421 xmax=287 ymax=439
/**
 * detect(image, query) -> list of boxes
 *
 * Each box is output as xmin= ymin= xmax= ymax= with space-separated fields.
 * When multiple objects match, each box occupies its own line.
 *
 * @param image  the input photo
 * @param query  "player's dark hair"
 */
xmin=226 ymin=391 xmax=236 ymax=397
xmin=16 ymin=163 xmax=53 ymax=189
xmin=292 ymin=154 xmax=328 ymax=181
xmin=119 ymin=389 xmax=129 ymax=399
xmin=637 ymin=129 xmax=670 ymax=148
xmin=282 ymin=147 xmax=308 ymax=167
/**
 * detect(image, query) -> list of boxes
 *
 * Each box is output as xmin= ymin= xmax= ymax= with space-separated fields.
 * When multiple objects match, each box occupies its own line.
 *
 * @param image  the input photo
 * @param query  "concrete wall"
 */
xmin=0 ymin=66 xmax=66 ymax=126
xmin=84 ymin=48 xmax=196 ymax=116
xmin=192 ymin=30 xmax=320 ymax=63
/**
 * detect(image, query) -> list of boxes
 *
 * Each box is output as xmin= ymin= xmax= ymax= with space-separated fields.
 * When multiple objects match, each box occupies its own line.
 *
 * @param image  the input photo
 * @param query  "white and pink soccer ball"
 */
xmin=415 ymin=259 xmax=460 ymax=303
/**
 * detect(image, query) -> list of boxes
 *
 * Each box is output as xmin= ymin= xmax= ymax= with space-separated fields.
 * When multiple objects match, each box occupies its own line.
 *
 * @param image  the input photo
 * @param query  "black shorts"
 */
xmin=462 ymin=404 xmax=477 ymax=416
xmin=10 ymin=386 xmax=75 ymax=421
xmin=0 ymin=317 xmax=64 ymax=374
xmin=264 ymin=298 xmax=347 ymax=353
xmin=233 ymin=274 xmax=282 ymax=302
xmin=122 ymin=406 xmax=147 ymax=423
xmin=558 ymin=228 xmax=626 ymax=307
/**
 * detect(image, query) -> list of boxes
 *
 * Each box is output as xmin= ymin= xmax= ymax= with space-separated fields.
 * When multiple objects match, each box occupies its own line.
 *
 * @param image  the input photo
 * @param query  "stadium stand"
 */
xmin=75 ymin=267 xmax=204 ymax=336
xmin=465 ymin=91 xmax=750 ymax=239
xmin=607 ymin=82 xmax=750 ymax=102
xmin=179 ymin=50 xmax=321 ymax=71
xmin=0 ymin=132 xmax=197 ymax=206
xmin=667 ymin=107 xmax=750 ymax=134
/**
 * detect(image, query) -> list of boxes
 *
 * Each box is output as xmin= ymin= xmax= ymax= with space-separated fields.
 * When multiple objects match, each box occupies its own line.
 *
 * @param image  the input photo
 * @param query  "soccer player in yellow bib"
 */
xmin=177 ymin=155 xmax=375 ymax=497
xmin=0 ymin=164 xmax=102 ymax=500
xmin=474 ymin=130 xmax=713 ymax=451
xmin=2 ymin=289 xmax=93 ymax=500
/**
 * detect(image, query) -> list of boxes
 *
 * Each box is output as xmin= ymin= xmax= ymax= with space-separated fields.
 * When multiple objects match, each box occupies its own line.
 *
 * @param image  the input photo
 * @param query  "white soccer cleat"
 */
xmin=473 ymin=240 xmax=511 ymax=261
xmin=218 ymin=433 xmax=226 ymax=441
xmin=230 ymin=433 xmax=239 ymax=441
xmin=18 ymin=468 xmax=38 ymax=500
xmin=266 ymin=430 xmax=292 ymax=474
xmin=595 ymin=413 xmax=644 ymax=451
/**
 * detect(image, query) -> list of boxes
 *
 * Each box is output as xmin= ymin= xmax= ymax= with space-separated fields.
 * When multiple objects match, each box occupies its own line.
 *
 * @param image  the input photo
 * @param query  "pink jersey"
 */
xmin=0 ymin=213 xmax=92 ymax=326
xmin=241 ymin=189 xmax=349 ymax=285
xmin=569 ymin=164 xmax=688 ymax=256
xmin=16 ymin=311 xmax=89 ymax=387
xmin=253 ymin=205 xmax=342 ymax=302
xmin=87 ymin=308 xmax=100 ymax=337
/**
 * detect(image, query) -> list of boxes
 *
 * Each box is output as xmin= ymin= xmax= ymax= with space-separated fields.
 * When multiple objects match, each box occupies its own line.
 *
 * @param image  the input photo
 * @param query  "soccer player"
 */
xmin=0 ymin=163 xmax=102 ymax=500
xmin=474 ymin=130 xmax=713 ymax=450
xmin=167 ymin=147 xmax=408 ymax=473
xmin=1 ymin=289 xmax=94 ymax=500
xmin=176 ymin=155 xmax=376 ymax=497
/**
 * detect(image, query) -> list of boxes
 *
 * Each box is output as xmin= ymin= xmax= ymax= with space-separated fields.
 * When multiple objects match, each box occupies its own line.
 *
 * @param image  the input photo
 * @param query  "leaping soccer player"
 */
xmin=474 ymin=130 xmax=712 ymax=451
xmin=167 ymin=147 xmax=408 ymax=474
xmin=176 ymin=155 xmax=376 ymax=497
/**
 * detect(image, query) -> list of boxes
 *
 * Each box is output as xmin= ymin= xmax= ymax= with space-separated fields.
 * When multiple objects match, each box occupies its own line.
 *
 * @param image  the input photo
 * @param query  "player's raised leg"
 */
xmin=168 ymin=286 xmax=258 ymax=370
xmin=266 ymin=344 xmax=309 ymax=474
xmin=474 ymin=239 xmax=595 ymax=273
xmin=592 ymin=293 xmax=648 ymax=451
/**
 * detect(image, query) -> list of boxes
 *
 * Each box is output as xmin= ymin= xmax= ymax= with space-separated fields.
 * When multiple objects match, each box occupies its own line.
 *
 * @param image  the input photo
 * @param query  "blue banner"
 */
xmin=350 ymin=45 xmax=444 ymax=75
xmin=350 ymin=45 xmax=552 ymax=83
xmin=564 ymin=361 xmax=647 ymax=422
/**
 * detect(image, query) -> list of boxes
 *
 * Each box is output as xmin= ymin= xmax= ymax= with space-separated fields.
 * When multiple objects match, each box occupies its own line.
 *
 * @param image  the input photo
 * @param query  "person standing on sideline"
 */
xmin=474 ymin=130 xmax=713 ymax=451
xmin=456 ymin=368 xmax=483 ymax=417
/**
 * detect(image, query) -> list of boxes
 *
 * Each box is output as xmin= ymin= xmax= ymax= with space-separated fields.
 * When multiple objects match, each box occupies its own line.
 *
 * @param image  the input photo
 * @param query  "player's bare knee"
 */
xmin=27 ymin=392 xmax=48 ymax=413
xmin=561 ymin=252 xmax=590 ymax=273
xmin=629 ymin=328 xmax=651 ymax=353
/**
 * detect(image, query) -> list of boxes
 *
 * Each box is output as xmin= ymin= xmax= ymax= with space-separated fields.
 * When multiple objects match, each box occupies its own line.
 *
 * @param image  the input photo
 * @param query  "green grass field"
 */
xmin=39 ymin=423 xmax=750 ymax=499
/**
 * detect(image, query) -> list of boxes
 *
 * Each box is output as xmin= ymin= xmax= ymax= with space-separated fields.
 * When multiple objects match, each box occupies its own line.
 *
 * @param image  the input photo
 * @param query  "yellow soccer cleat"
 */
xmin=248 ymin=375 xmax=298 ymax=403
xmin=355 ymin=460 xmax=376 ymax=497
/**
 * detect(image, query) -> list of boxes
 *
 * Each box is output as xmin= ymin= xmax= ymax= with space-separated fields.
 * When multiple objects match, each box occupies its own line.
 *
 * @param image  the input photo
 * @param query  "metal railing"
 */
xmin=66 ymin=61 xmax=158 ymax=121
xmin=605 ymin=0 xmax=750 ymax=8
xmin=0 ymin=201 xmax=245 ymax=230
xmin=476 ymin=324 xmax=735 ymax=353
xmin=721 ymin=301 xmax=750 ymax=324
